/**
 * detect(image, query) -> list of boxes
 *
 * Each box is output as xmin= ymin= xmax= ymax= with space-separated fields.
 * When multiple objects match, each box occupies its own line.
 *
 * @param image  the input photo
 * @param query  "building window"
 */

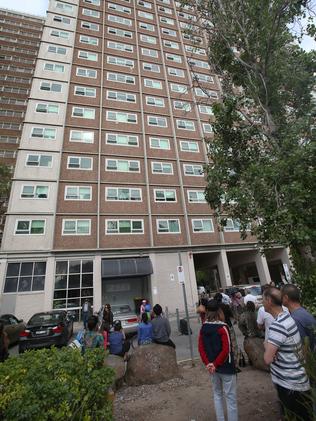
xmin=56 ymin=2 xmax=74 ymax=12
xmin=157 ymin=219 xmax=180 ymax=233
xmin=105 ymin=187 xmax=142 ymax=201
xmin=26 ymin=154 xmax=52 ymax=167
xmin=193 ymin=73 xmax=214 ymax=83
xmin=84 ymin=0 xmax=100 ymax=5
xmin=106 ymin=133 xmax=138 ymax=146
xmin=160 ymin=16 xmax=174 ymax=25
xmin=78 ymin=50 xmax=98 ymax=61
xmin=139 ymin=21 xmax=154 ymax=31
xmin=106 ymin=219 xmax=144 ymax=234
xmin=108 ymin=15 xmax=132 ymax=26
xmin=203 ymin=123 xmax=213 ymax=133
xmin=76 ymin=67 xmax=97 ymax=78
xmin=53 ymin=15 xmax=71 ymax=24
xmin=51 ymin=29 xmax=70 ymax=39
xmin=65 ymin=186 xmax=92 ymax=200
xmin=40 ymin=81 xmax=62 ymax=92
xmin=106 ymin=159 xmax=140 ymax=172
xmin=82 ymin=8 xmax=100 ymax=18
xmin=187 ymin=190 xmax=206 ymax=203
xmin=4 ymin=261 xmax=46 ymax=293
xmin=149 ymin=137 xmax=170 ymax=149
xmin=143 ymin=62 xmax=160 ymax=73
xmin=81 ymin=21 xmax=100 ymax=31
xmin=67 ymin=156 xmax=93 ymax=170
xmin=43 ymin=62 xmax=65 ymax=73
xmin=168 ymin=67 xmax=184 ymax=77
xmin=70 ymin=130 xmax=94 ymax=144
xmin=151 ymin=161 xmax=173 ymax=174
xmin=48 ymin=45 xmax=67 ymax=55
xmin=188 ymin=58 xmax=210 ymax=69
xmin=107 ymin=72 xmax=135 ymax=84
xmin=108 ymin=27 xmax=132 ymax=38
xmin=140 ymin=34 xmax=156 ymax=44
xmin=146 ymin=96 xmax=165 ymax=107
xmin=154 ymin=189 xmax=176 ymax=202
xmin=173 ymin=100 xmax=191 ymax=111
xmin=147 ymin=116 xmax=167 ymax=127
xmin=31 ymin=127 xmax=56 ymax=139
xmin=80 ymin=35 xmax=99 ymax=46
xmin=176 ymin=119 xmax=195 ymax=130
xmin=192 ymin=219 xmax=214 ymax=233
xmin=106 ymin=111 xmax=137 ymax=123
xmin=170 ymin=83 xmax=187 ymax=94
xmin=166 ymin=53 xmax=182 ymax=63
xmin=163 ymin=40 xmax=179 ymax=49
xmin=158 ymin=5 xmax=172 ymax=14
xmin=223 ymin=219 xmax=241 ymax=232
xmin=74 ymin=86 xmax=96 ymax=97
xmin=183 ymin=164 xmax=203 ymax=176
xmin=108 ymin=2 xmax=131 ymax=14
xmin=138 ymin=0 xmax=152 ymax=9
xmin=107 ymin=56 xmax=134 ymax=68
xmin=107 ymin=41 xmax=133 ymax=52
xmin=107 ymin=90 xmax=136 ymax=103
xmin=21 ymin=185 xmax=48 ymax=199
xmin=72 ymin=107 xmax=95 ymax=119
xmin=35 ymin=103 xmax=59 ymax=114
xmin=15 ymin=220 xmax=45 ymax=235
xmin=53 ymin=259 xmax=93 ymax=317
xmin=141 ymin=48 xmax=158 ymax=58
xmin=180 ymin=140 xmax=199 ymax=152
xmin=138 ymin=11 xmax=153 ymax=20
xmin=62 ymin=219 xmax=91 ymax=235
xmin=161 ymin=27 xmax=176 ymax=36
xmin=144 ymin=79 xmax=162 ymax=89
xmin=199 ymin=105 xmax=214 ymax=115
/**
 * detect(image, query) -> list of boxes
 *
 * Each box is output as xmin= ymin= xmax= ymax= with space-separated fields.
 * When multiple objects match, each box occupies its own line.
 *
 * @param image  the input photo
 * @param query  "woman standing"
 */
xmin=198 ymin=299 xmax=238 ymax=421
xmin=102 ymin=304 xmax=113 ymax=333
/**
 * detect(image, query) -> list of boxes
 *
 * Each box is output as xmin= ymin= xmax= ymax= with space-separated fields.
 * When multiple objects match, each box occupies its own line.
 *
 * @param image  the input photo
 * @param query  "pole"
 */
xmin=178 ymin=252 xmax=195 ymax=366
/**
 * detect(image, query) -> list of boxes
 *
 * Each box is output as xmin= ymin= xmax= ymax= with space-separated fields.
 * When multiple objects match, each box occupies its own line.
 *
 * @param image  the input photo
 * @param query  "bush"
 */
xmin=0 ymin=347 xmax=114 ymax=421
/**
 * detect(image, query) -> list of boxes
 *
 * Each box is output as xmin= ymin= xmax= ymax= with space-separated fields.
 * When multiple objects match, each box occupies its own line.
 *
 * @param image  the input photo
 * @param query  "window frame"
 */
xmin=62 ymin=219 xmax=91 ymax=236
xmin=14 ymin=219 xmax=46 ymax=235
xmin=156 ymin=219 xmax=180 ymax=234
xmin=105 ymin=219 xmax=144 ymax=234
xmin=192 ymin=218 xmax=214 ymax=233
xmin=64 ymin=186 xmax=92 ymax=201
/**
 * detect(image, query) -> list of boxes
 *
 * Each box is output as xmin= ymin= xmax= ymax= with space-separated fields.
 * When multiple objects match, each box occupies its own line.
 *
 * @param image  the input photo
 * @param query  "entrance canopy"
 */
xmin=101 ymin=257 xmax=153 ymax=279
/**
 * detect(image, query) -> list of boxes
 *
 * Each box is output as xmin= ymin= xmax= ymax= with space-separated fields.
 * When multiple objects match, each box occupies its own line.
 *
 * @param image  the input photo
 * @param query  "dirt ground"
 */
xmin=113 ymin=361 xmax=280 ymax=421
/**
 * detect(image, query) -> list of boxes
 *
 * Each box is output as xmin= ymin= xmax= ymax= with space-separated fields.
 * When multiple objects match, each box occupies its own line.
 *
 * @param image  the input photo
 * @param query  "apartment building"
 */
xmin=0 ymin=9 xmax=44 ymax=239
xmin=0 ymin=0 xmax=291 ymax=321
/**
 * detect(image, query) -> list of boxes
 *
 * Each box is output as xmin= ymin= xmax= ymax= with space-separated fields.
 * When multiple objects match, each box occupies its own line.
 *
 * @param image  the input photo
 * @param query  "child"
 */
xmin=198 ymin=299 xmax=238 ymax=421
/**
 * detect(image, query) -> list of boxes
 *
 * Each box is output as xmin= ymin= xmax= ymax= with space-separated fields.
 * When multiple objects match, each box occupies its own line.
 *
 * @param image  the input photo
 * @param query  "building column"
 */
xmin=255 ymin=252 xmax=271 ymax=285
xmin=93 ymin=255 xmax=102 ymax=312
xmin=216 ymin=250 xmax=232 ymax=288
xmin=43 ymin=256 xmax=56 ymax=311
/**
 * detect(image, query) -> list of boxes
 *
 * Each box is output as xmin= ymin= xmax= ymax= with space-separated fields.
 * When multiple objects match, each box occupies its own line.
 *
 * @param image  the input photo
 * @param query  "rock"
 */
xmin=125 ymin=344 xmax=180 ymax=386
xmin=243 ymin=337 xmax=269 ymax=372
xmin=105 ymin=354 xmax=126 ymax=387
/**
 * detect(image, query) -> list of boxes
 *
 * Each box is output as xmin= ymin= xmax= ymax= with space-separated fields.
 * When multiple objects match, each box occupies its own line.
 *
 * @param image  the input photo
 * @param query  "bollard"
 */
xmin=176 ymin=308 xmax=180 ymax=332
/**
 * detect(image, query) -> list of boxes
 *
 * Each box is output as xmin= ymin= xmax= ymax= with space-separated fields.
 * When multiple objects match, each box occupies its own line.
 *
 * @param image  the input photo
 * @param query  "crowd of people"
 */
xmin=197 ymin=283 xmax=316 ymax=421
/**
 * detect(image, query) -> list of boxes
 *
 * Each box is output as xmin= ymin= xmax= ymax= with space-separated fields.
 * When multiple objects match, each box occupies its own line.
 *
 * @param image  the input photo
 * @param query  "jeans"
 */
xmin=82 ymin=312 xmax=89 ymax=329
xmin=211 ymin=372 xmax=238 ymax=421
xmin=275 ymin=384 xmax=312 ymax=420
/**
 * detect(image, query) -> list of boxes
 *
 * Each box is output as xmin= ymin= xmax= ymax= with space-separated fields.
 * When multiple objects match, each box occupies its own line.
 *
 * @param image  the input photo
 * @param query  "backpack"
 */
xmin=82 ymin=331 xmax=101 ymax=350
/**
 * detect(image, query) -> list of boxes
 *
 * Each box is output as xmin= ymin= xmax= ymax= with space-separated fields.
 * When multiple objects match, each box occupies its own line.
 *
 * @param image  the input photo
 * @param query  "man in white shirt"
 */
xmin=257 ymin=305 xmax=274 ymax=341
xmin=243 ymin=293 xmax=257 ymax=306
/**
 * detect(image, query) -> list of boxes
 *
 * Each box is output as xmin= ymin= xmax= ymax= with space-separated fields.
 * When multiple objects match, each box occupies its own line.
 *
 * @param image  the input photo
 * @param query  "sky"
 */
xmin=0 ymin=0 xmax=314 ymax=51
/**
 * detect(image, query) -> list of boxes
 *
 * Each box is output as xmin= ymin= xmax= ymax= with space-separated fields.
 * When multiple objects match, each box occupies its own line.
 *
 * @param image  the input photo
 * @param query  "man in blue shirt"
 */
xmin=281 ymin=284 xmax=316 ymax=351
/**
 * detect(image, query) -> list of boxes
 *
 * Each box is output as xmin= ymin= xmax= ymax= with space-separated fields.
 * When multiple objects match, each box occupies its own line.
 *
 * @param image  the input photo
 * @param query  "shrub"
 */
xmin=0 ymin=347 xmax=114 ymax=421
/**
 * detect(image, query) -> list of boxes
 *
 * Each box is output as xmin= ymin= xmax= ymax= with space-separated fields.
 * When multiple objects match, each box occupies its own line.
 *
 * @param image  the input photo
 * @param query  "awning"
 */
xmin=101 ymin=257 xmax=153 ymax=279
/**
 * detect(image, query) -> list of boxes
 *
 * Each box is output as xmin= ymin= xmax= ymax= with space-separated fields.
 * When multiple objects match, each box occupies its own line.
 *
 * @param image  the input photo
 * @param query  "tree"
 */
xmin=181 ymin=0 xmax=316 ymax=308
xmin=0 ymin=164 xmax=13 ymax=241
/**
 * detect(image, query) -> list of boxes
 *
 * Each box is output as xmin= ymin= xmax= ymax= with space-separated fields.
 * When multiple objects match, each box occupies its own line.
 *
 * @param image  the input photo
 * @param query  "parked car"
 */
xmin=240 ymin=284 xmax=263 ymax=308
xmin=197 ymin=286 xmax=206 ymax=295
xmin=111 ymin=304 xmax=138 ymax=335
xmin=0 ymin=314 xmax=25 ymax=346
xmin=19 ymin=310 xmax=74 ymax=353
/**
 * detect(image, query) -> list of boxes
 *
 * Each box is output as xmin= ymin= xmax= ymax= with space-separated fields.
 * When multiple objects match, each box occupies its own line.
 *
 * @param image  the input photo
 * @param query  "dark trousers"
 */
xmin=115 ymin=341 xmax=131 ymax=357
xmin=82 ymin=312 xmax=89 ymax=329
xmin=276 ymin=384 xmax=312 ymax=420
xmin=154 ymin=339 xmax=176 ymax=349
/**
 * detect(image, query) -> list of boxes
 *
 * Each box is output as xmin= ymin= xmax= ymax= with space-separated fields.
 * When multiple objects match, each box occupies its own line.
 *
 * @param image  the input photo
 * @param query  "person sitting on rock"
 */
xmin=238 ymin=301 xmax=262 ymax=338
xmin=151 ymin=304 xmax=175 ymax=349
xmin=109 ymin=320 xmax=130 ymax=358
xmin=82 ymin=315 xmax=104 ymax=353
xmin=138 ymin=312 xmax=153 ymax=345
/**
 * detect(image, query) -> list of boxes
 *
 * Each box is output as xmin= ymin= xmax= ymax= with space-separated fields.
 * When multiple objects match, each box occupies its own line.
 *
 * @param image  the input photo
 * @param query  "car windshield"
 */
xmin=28 ymin=313 xmax=64 ymax=325
xmin=111 ymin=305 xmax=132 ymax=315
xmin=248 ymin=286 xmax=262 ymax=296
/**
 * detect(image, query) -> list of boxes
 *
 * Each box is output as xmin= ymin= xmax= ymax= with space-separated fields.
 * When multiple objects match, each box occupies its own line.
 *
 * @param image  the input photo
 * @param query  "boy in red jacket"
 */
xmin=198 ymin=299 xmax=238 ymax=421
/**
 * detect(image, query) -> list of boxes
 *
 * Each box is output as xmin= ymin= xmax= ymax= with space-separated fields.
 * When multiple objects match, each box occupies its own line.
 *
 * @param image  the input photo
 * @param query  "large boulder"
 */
xmin=125 ymin=343 xmax=180 ymax=386
xmin=105 ymin=354 xmax=126 ymax=388
xmin=243 ymin=337 xmax=269 ymax=372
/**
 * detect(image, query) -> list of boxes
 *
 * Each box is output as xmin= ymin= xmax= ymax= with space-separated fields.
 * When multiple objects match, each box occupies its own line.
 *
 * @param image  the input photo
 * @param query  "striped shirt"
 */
xmin=268 ymin=311 xmax=310 ymax=391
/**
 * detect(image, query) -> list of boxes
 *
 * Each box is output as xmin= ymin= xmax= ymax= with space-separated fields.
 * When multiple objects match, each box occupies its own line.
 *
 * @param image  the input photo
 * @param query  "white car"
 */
xmin=111 ymin=304 xmax=139 ymax=335
xmin=240 ymin=285 xmax=263 ymax=308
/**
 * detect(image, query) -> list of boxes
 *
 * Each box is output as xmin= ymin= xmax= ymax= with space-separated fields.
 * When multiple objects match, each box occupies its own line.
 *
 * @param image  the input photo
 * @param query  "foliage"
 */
xmin=180 ymin=0 xmax=316 ymax=285
xmin=0 ymin=164 xmax=12 ymax=199
xmin=0 ymin=347 xmax=115 ymax=421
